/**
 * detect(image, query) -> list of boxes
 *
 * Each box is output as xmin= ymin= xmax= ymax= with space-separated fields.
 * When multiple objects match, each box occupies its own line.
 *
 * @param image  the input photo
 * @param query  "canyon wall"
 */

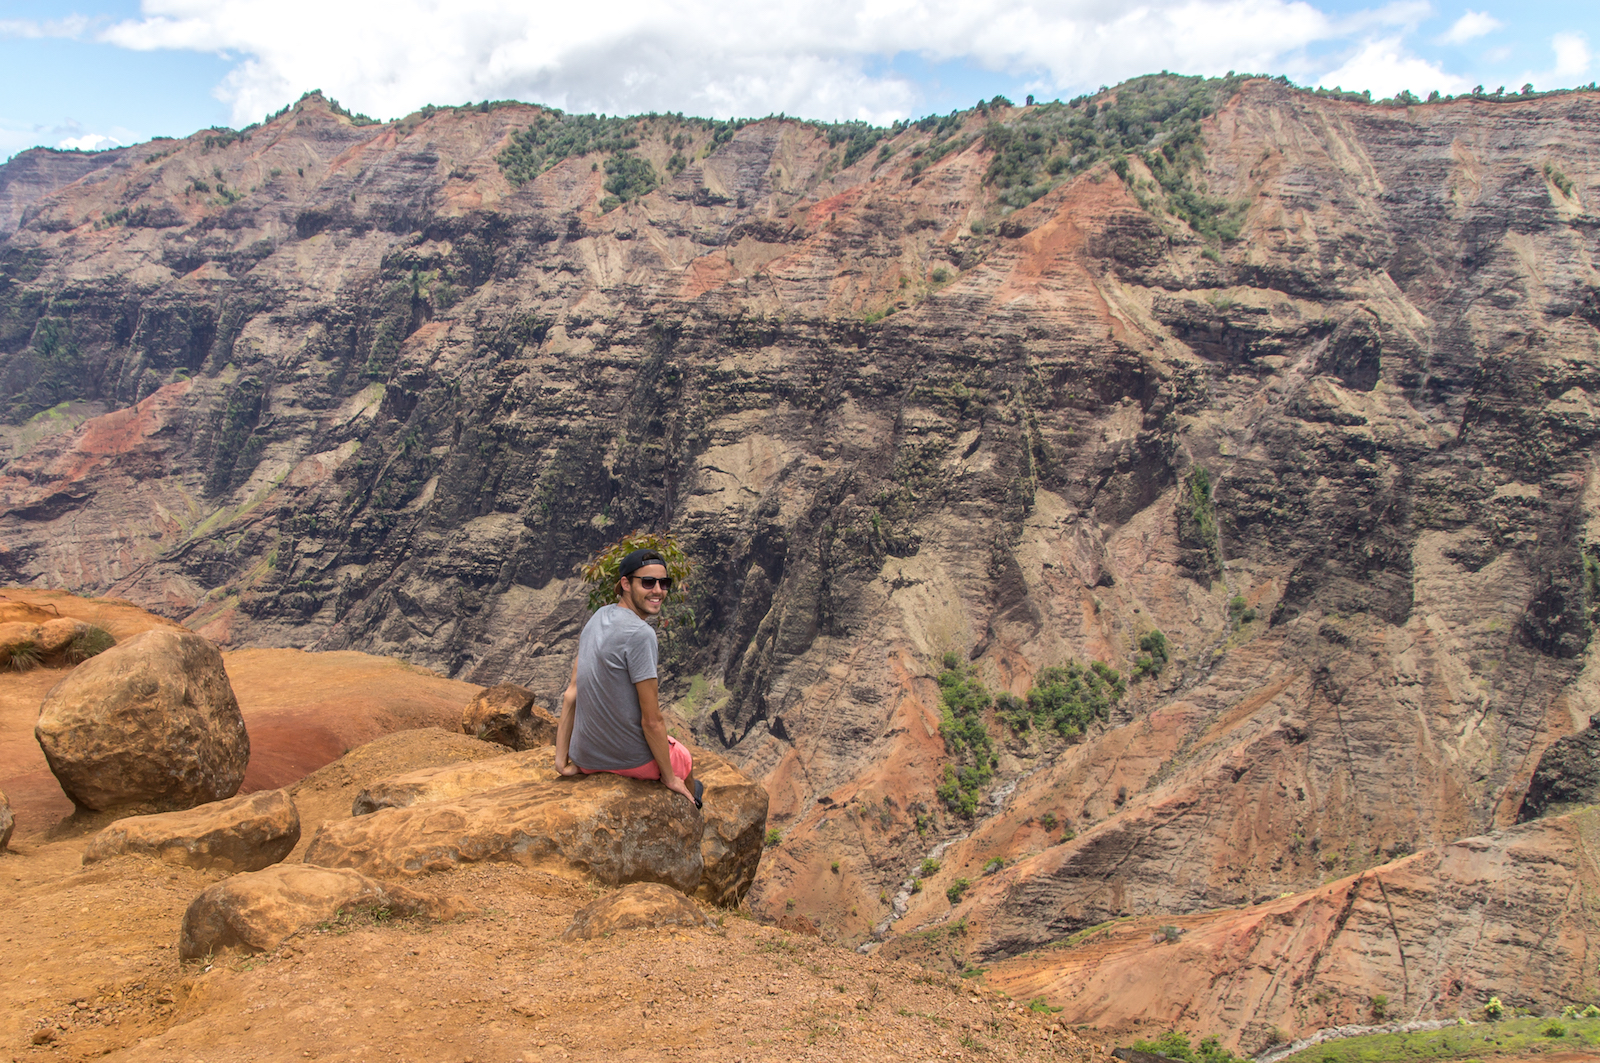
xmin=3 ymin=79 xmax=1598 ymax=1045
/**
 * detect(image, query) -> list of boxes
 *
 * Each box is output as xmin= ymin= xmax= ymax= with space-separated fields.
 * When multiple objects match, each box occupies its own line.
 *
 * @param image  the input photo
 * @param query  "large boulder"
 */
xmin=35 ymin=628 xmax=249 ymax=812
xmin=304 ymin=746 xmax=704 ymax=892
xmin=460 ymin=682 xmax=556 ymax=750
xmin=178 ymin=863 xmax=473 ymax=959
xmin=347 ymin=743 xmax=768 ymax=904
xmin=560 ymin=882 xmax=712 ymax=941
xmin=0 ymin=789 xmax=12 ymax=850
xmin=83 ymin=789 xmax=300 ymax=872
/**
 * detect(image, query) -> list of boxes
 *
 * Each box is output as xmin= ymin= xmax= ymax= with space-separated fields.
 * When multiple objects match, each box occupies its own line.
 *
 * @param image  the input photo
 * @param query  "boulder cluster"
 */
xmin=25 ymin=627 xmax=769 ymax=959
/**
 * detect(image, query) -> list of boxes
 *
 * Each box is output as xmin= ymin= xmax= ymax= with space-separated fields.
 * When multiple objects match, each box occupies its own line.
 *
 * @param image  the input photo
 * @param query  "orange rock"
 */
xmin=460 ymin=682 xmax=555 ymax=749
xmin=348 ymin=741 xmax=767 ymax=904
xmin=561 ymin=882 xmax=711 ymax=941
xmin=83 ymin=788 xmax=301 ymax=872
xmin=304 ymin=745 xmax=704 ymax=892
xmin=35 ymin=628 xmax=248 ymax=812
xmin=178 ymin=863 xmax=474 ymax=959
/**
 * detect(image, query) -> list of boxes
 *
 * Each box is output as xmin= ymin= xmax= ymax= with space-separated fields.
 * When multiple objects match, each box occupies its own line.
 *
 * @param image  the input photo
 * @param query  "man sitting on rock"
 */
xmin=555 ymin=548 xmax=703 ymax=807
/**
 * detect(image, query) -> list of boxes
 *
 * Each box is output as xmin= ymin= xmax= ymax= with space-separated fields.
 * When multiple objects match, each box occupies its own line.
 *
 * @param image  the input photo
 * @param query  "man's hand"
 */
xmin=555 ymin=758 xmax=581 ymax=777
xmin=663 ymin=774 xmax=696 ymax=804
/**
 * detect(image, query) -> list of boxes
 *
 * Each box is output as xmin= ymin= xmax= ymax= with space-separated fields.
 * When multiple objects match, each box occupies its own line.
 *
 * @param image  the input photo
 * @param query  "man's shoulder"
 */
xmin=593 ymin=605 xmax=656 ymax=641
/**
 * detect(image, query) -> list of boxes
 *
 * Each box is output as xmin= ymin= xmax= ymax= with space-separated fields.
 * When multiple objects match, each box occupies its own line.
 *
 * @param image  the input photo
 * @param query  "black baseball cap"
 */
xmin=619 ymin=548 xmax=667 ymax=577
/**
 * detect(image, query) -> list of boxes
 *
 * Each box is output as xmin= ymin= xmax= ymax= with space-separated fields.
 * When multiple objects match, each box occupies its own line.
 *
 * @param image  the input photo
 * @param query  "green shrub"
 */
xmin=919 ymin=858 xmax=941 ymax=878
xmin=1129 ymin=1031 xmax=1246 ymax=1063
xmin=66 ymin=625 xmax=116 ymax=663
xmin=1134 ymin=630 xmax=1170 ymax=679
xmin=1040 ymin=812 xmax=1058 ymax=830
xmin=764 ymin=827 xmax=782 ymax=848
xmin=1020 ymin=660 xmax=1124 ymax=736
xmin=982 ymin=857 xmax=1005 ymax=875
xmin=1026 ymin=996 xmax=1062 ymax=1014
xmin=946 ymin=878 xmax=970 ymax=904
xmin=1584 ymin=1004 xmax=1600 ymax=1018
xmin=935 ymin=661 xmax=996 ymax=816
xmin=1543 ymin=1020 xmax=1567 ymax=1038
xmin=1485 ymin=996 xmax=1504 ymax=1020
xmin=1370 ymin=994 xmax=1388 ymax=1022
xmin=601 ymin=152 xmax=659 ymax=204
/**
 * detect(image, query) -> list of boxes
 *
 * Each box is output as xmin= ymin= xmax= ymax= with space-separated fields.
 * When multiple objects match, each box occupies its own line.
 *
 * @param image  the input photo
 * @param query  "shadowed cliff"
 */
xmin=3 ymin=76 xmax=1600 ymax=1047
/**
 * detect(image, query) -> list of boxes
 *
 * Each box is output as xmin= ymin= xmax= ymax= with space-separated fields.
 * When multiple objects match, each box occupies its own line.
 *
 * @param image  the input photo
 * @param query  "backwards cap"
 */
xmin=618 ymin=548 xmax=667 ymax=577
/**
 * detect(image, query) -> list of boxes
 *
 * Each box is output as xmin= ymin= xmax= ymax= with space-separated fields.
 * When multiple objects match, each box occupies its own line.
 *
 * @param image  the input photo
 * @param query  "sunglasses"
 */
xmin=629 ymin=575 xmax=673 ymax=591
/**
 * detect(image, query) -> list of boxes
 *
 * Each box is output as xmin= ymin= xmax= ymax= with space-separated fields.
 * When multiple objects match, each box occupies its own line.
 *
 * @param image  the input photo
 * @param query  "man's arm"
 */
xmin=555 ymin=658 xmax=580 ymax=776
xmin=636 ymin=678 xmax=695 ymax=804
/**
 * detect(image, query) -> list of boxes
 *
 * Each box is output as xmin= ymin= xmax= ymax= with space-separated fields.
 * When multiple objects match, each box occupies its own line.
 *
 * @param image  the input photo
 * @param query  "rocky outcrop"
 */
xmin=691 ymin=746 xmax=771 ymax=907
xmin=0 ymin=146 xmax=130 ymax=237
xmin=34 ymin=628 xmax=248 ymax=812
xmin=177 ymin=863 xmax=473 ymax=959
xmin=560 ymin=882 xmax=712 ymax=941
xmin=0 ymin=787 xmax=12 ymax=849
xmin=460 ymin=682 xmax=554 ymax=749
xmin=349 ymin=741 xmax=766 ymax=902
xmin=304 ymin=746 xmax=705 ymax=892
xmin=82 ymin=788 xmax=300 ymax=871
xmin=983 ymin=808 xmax=1600 ymax=1052
xmin=1519 ymin=717 xmax=1600 ymax=821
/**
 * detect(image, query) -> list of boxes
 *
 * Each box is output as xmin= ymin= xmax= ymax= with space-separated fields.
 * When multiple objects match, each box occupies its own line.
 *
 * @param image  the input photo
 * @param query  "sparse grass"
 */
xmin=66 ymin=625 xmax=116 ymax=663
xmin=3 ymin=640 xmax=41 ymax=671
xmin=312 ymin=904 xmax=395 ymax=935
xmin=1273 ymin=1015 xmax=1600 ymax=1063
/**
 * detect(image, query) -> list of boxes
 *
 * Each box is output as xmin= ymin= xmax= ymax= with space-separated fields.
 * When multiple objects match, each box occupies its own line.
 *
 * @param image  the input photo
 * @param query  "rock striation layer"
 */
xmin=3 ymin=79 xmax=1600 ymax=1041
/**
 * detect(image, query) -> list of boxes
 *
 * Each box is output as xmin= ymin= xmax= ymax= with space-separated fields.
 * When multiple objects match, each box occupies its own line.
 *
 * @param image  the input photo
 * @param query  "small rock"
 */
xmin=178 ymin=863 xmax=474 ymax=959
xmin=83 ymin=788 xmax=301 ymax=872
xmin=460 ymin=682 xmax=556 ymax=750
xmin=35 ymin=628 xmax=249 ymax=812
xmin=30 ymin=1029 xmax=54 ymax=1045
xmin=560 ymin=882 xmax=711 ymax=941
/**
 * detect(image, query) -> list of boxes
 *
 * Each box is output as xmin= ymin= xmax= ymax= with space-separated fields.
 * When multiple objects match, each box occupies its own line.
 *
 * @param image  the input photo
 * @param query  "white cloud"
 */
xmin=0 ymin=117 xmax=128 ymax=161
xmin=56 ymin=132 xmax=123 ymax=151
xmin=1317 ymin=35 xmax=1472 ymax=97
xmin=95 ymin=0 xmax=1356 ymax=126
xmin=0 ymin=15 xmax=92 ymax=39
xmin=1551 ymin=31 xmax=1591 ymax=79
xmin=1438 ymin=10 xmax=1501 ymax=46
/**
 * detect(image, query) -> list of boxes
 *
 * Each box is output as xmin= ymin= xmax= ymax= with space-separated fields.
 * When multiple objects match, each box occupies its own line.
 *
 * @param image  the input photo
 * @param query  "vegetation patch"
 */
xmin=1272 ymin=1014 xmax=1600 ymax=1063
xmin=934 ymin=654 xmax=997 ymax=817
xmin=1000 ymin=660 xmax=1124 ymax=737
xmin=1130 ymin=1031 xmax=1247 ymax=1063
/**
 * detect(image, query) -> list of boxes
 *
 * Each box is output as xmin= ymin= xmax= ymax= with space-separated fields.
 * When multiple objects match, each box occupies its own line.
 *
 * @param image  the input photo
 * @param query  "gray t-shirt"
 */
xmin=569 ymin=604 xmax=658 ymax=770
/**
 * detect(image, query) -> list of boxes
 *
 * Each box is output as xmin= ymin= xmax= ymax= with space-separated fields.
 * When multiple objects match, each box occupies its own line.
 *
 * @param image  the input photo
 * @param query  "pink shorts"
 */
xmin=581 ymin=736 xmax=693 ymax=781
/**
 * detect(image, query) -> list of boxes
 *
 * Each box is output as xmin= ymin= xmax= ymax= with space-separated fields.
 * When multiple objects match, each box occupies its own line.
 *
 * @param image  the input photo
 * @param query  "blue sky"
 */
xmin=1 ymin=0 xmax=1595 ymax=159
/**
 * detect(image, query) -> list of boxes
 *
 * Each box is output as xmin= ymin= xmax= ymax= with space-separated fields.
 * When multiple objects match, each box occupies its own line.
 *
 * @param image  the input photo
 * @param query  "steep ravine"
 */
xmin=3 ymin=78 xmax=1600 ymax=1048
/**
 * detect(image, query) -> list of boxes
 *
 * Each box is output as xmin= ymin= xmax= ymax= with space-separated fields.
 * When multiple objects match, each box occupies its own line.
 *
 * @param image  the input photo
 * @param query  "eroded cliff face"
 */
xmin=2 ymin=81 xmax=1599 ymax=1045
